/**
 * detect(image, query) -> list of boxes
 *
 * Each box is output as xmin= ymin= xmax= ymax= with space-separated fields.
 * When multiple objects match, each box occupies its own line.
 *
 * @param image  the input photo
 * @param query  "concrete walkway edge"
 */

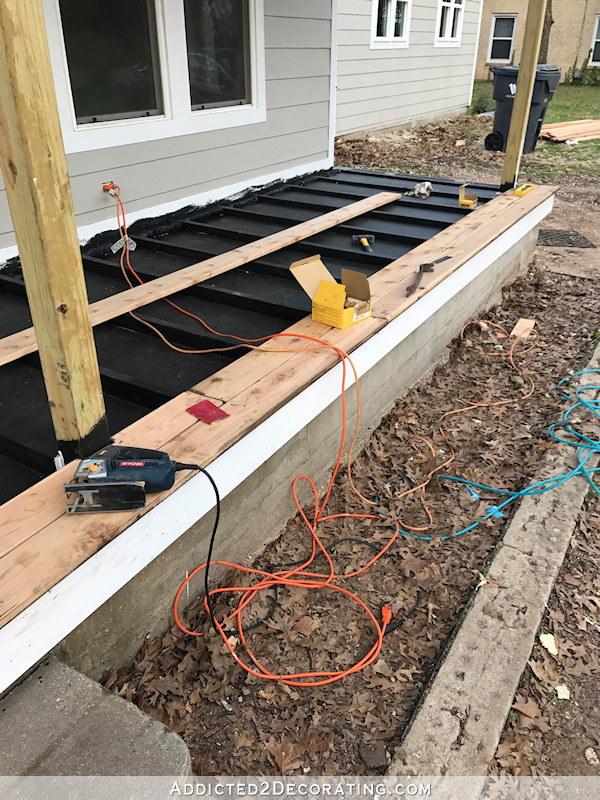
xmin=391 ymin=347 xmax=600 ymax=777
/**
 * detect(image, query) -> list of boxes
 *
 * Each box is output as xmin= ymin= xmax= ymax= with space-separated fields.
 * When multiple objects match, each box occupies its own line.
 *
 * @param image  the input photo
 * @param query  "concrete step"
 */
xmin=0 ymin=657 xmax=191 ymax=776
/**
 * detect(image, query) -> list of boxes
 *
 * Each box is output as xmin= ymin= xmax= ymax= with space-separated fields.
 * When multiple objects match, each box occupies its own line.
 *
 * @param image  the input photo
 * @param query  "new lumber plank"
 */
xmin=539 ymin=119 xmax=600 ymax=142
xmin=0 ymin=316 xmax=385 ymax=628
xmin=0 ymin=187 xmax=555 ymax=630
xmin=500 ymin=0 xmax=547 ymax=191
xmin=0 ymin=192 xmax=400 ymax=368
xmin=370 ymin=185 xmax=557 ymax=320
xmin=0 ymin=390 xmax=203 ymax=561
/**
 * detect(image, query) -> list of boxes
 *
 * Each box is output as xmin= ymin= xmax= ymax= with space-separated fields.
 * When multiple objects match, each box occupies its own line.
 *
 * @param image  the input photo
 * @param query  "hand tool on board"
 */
xmin=406 ymin=255 xmax=452 ymax=296
xmin=352 ymin=234 xmax=375 ymax=253
xmin=63 ymin=445 xmax=198 ymax=513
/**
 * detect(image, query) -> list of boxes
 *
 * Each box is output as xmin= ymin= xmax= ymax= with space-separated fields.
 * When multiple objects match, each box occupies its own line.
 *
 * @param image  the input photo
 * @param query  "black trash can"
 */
xmin=485 ymin=64 xmax=561 ymax=153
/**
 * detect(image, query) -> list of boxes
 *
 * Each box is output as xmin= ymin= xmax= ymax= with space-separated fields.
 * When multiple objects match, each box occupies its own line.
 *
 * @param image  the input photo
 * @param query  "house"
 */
xmin=474 ymin=0 xmax=600 ymax=81
xmin=0 ymin=0 xmax=336 ymax=258
xmin=336 ymin=0 xmax=484 ymax=136
xmin=0 ymin=0 xmax=555 ymax=718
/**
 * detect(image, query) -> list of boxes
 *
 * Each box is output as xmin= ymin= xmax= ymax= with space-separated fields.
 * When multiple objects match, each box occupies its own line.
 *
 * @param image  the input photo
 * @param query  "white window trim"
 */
xmin=42 ymin=0 xmax=267 ymax=154
xmin=590 ymin=15 xmax=600 ymax=66
xmin=487 ymin=13 xmax=517 ymax=63
xmin=434 ymin=0 xmax=465 ymax=48
xmin=370 ymin=0 xmax=412 ymax=50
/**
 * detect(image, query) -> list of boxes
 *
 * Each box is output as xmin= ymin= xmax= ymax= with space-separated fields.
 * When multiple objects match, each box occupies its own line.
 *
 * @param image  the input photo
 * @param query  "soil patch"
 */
xmin=102 ymin=264 xmax=600 ymax=776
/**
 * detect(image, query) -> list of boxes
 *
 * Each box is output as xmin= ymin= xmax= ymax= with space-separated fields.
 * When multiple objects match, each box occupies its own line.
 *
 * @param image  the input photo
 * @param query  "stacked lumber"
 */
xmin=539 ymin=119 xmax=600 ymax=142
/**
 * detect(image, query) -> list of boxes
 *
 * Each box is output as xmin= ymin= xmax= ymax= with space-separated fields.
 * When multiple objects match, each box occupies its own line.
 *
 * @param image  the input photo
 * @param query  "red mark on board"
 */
xmin=186 ymin=399 xmax=230 ymax=424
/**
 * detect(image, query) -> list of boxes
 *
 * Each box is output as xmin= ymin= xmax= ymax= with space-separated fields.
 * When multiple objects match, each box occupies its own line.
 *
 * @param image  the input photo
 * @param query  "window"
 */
xmin=434 ymin=0 xmax=464 ymax=47
xmin=371 ymin=0 xmax=412 ymax=49
xmin=591 ymin=15 xmax=600 ymax=66
xmin=488 ymin=14 xmax=517 ymax=63
xmin=58 ymin=0 xmax=165 ymax=124
xmin=44 ymin=0 xmax=266 ymax=153
xmin=184 ymin=0 xmax=251 ymax=110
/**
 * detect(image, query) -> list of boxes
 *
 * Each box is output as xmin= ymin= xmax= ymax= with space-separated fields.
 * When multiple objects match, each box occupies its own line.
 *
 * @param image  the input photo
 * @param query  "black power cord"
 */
xmin=177 ymin=463 xmax=221 ymax=634
xmin=182 ymin=464 xmax=421 ymax=638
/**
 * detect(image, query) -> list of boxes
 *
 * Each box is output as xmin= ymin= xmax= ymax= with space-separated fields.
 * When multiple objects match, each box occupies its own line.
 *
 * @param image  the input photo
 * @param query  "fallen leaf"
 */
xmin=539 ymin=633 xmax=559 ymax=656
xmin=294 ymin=616 xmax=320 ymax=637
xmin=586 ymin=748 xmax=600 ymax=766
xmin=512 ymin=697 xmax=540 ymax=718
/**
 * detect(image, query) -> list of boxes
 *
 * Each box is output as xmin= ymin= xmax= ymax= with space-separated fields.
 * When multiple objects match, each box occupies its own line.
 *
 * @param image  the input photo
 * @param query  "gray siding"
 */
xmin=336 ymin=0 xmax=482 ymax=136
xmin=0 ymin=0 xmax=333 ymax=250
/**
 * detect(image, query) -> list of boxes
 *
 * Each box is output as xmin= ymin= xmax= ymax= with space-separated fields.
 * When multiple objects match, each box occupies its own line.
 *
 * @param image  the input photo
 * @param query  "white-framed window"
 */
xmin=487 ymin=14 xmax=517 ymax=63
xmin=590 ymin=15 xmax=600 ymax=66
xmin=434 ymin=0 xmax=464 ymax=47
xmin=42 ymin=0 xmax=266 ymax=154
xmin=370 ymin=0 xmax=412 ymax=49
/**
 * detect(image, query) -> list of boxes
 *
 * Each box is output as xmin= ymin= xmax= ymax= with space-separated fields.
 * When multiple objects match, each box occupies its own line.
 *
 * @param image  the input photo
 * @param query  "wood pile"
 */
xmin=540 ymin=119 xmax=600 ymax=142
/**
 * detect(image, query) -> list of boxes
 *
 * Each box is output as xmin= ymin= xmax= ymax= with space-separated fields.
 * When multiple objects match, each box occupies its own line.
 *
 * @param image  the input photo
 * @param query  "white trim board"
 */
xmin=0 ymin=195 xmax=553 ymax=695
xmin=0 ymin=158 xmax=332 ymax=266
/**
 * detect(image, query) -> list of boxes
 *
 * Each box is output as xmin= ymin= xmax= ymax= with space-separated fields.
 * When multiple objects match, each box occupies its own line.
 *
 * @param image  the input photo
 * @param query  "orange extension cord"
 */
xmin=109 ymin=186 xmax=538 ymax=686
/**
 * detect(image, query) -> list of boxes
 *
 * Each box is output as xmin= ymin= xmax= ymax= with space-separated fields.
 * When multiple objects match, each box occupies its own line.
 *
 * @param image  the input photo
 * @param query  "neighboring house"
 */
xmin=475 ymin=0 xmax=600 ymax=81
xmin=0 ymin=0 xmax=336 ymax=254
xmin=336 ymin=0 xmax=484 ymax=136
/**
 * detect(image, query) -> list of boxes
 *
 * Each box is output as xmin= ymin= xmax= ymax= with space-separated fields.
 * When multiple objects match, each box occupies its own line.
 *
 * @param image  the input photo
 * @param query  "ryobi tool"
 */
xmin=63 ymin=445 xmax=198 ymax=514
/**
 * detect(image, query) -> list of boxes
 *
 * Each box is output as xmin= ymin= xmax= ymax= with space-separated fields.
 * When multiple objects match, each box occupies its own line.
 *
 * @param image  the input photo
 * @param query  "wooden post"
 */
xmin=500 ymin=0 xmax=547 ymax=192
xmin=0 ymin=0 xmax=108 ymax=460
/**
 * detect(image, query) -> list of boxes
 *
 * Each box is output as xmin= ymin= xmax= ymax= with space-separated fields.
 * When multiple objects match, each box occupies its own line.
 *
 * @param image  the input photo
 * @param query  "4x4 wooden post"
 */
xmin=0 ymin=0 xmax=108 ymax=460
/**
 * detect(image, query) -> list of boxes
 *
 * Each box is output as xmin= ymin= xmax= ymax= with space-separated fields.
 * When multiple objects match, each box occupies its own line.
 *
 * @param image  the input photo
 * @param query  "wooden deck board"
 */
xmin=0 ymin=186 xmax=557 ymax=630
xmin=0 ymin=193 xmax=401 ymax=368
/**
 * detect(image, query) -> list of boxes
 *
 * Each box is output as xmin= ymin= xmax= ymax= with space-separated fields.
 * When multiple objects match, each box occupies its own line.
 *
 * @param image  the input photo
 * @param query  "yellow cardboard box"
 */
xmin=290 ymin=255 xmax=372 ymax=329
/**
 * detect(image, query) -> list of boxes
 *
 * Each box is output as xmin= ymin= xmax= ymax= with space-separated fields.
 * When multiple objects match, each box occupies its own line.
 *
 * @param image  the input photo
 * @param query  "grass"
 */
xmin=470 ymin=80 xmax=600 ymax=123
xmin=521 ymin=139 xmax=600 ymax=182
xmin=470 ymin=80 xmax=600 ymax=182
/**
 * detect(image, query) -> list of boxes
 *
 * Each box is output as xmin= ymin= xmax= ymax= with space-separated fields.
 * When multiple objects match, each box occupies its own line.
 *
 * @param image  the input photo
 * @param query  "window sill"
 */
xmin=60 ymin=104 xmax=267 ymax=154
xmin=434 ymin=38 xmax=463 ymax=48
xmin=370 ymin=38 xmax=410 ymax=50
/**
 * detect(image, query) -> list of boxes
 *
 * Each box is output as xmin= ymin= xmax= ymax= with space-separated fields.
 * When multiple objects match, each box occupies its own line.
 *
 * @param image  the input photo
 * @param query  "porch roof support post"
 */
xmin=500 ymin=0 xmax=548 ymax=192
xmin=0 ymin=0 xmax=108 ymax=460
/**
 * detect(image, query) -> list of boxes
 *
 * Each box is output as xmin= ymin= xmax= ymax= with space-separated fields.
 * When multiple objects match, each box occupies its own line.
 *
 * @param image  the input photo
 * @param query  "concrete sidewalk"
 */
xmin=0 ymin=657 xmax=191 ymax=776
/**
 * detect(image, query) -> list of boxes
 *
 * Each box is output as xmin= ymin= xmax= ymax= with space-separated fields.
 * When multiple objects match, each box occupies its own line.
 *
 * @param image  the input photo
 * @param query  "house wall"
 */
xmin=474 ymin=0 xmax=600 ymax=81
xmin=0 ymin=0 xmax=334 ymax=253
xmin=336 ymin=0 xmax=483 ymax=136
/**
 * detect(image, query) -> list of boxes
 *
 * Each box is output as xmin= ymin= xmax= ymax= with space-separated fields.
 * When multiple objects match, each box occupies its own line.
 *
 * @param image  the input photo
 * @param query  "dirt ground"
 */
xmin=102 ymin=115 xmax=600 ymax=776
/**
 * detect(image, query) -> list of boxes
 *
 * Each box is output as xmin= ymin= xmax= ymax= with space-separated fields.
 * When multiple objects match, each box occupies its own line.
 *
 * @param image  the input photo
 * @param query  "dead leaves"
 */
xmin=294 ymin=616 xmax=320 ymax=637
xmin=265 ymin=736 xmax=305 ymax=774
xmin=99 ymin=267 xmax=600 ymax=778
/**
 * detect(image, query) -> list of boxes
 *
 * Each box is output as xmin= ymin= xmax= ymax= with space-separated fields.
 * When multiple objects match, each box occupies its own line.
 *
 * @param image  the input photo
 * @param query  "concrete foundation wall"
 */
xmin=55 ymin=227 xmax=537 ymax=679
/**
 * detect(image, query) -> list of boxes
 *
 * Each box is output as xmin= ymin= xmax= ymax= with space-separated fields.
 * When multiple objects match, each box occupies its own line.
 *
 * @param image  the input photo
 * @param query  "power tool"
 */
xmin=63 ymin=445 xmax=198 ymax=514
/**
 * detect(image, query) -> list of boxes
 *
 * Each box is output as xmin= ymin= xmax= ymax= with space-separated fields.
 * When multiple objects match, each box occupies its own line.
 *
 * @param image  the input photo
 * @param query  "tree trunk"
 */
xmin=538 ymin=0 xmax=554 ymax=63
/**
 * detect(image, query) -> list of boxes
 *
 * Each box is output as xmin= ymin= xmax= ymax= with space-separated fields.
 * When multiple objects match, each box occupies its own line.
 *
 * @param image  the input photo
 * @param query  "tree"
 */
xmin=538 ymin=0 xmax=554 ymax=64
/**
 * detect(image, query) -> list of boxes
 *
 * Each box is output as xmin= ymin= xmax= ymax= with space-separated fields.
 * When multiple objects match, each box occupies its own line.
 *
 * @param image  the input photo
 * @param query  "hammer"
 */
xmin=352 ymin=234 xmax=375 ymax=254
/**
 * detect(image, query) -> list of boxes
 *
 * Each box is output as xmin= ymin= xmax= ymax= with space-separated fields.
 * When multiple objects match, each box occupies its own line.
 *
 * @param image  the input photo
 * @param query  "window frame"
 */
xmin=42 ymin=0 xmax=266 ymax=154
xmin=370 ymin=0 xmax=413 ymax=50
xmin=487 ymin=13 xmax=517 ymax=64
xmin=434 ymin=0 xmax=465 ymax=48
xmin=590 ymin=15 xmax=600 ymax=66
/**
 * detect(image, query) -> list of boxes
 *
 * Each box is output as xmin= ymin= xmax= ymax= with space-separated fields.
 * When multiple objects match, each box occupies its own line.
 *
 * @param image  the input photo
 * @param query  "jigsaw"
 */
xmin=63 ymin=445 xmax=198 ymax=514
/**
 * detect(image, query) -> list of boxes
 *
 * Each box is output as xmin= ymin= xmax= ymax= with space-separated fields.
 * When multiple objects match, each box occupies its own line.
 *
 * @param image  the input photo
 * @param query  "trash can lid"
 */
xmin=490 ymin=65 xmax=519 ymax=77
xmin=536 ymin=64 xmax=561 ymax=77
xmin=491 ymin=64 xmax=561 ymax=77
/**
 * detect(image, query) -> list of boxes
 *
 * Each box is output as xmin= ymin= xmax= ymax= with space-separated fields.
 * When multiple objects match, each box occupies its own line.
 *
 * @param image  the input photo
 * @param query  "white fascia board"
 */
xmin=0 ymin=195 xmax=553 ymax=695
xmin=0 ymin=158 xmax=331 ymax=265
